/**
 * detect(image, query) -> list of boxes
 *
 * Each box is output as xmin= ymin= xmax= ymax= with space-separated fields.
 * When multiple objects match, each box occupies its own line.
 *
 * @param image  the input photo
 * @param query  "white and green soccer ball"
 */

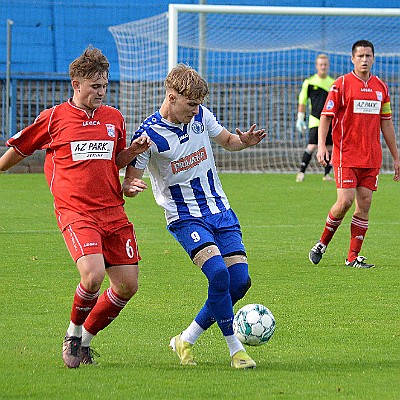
xmin=233 ymin=303 xmax=276 ymax=346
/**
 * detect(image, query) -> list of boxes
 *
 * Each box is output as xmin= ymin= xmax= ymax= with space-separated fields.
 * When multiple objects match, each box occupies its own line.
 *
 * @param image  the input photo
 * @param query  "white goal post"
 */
xmin=109 ymin=5 xmax=400 ymax=173
xmin=168 ymin=4 xmax=400 ymax=71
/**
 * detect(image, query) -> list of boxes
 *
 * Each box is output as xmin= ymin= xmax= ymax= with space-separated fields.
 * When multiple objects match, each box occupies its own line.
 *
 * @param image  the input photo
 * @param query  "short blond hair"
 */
xmin=165 ymin=64 xmax=209 ymax=100
xmin=316 ymin=54 xmax=329 ymax=63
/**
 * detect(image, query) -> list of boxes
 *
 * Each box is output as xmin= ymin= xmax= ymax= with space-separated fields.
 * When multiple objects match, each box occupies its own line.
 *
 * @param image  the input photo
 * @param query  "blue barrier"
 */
xmin=0 ymin=75 xmax=120 ymax=139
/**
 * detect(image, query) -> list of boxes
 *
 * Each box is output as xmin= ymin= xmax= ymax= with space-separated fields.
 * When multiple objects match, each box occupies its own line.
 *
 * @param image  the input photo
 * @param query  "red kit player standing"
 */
xmin=0 ymin=46 xmax=150 ymax=367
xmin=309 ymin=40 xmax=400 ymax=268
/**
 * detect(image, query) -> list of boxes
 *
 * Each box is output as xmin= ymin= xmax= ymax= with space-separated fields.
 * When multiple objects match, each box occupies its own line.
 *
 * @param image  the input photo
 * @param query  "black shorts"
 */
xmin=308 ymin=126 xmax=333 ymax=146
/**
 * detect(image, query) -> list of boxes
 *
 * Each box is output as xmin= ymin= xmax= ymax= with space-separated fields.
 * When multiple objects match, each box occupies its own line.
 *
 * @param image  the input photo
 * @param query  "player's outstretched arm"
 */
xmin=213 ymin=125 xmax=266 ymax=151
xmin=0 ymin=147 xmax=25 ymax=173
xmin=116 ymin=135 xmax=151 ymax=169
xmin=122 ymin=165 xmax=148 ymax=197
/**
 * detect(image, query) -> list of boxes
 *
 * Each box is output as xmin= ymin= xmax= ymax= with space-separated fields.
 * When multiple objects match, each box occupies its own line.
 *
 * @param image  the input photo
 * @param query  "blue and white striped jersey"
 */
xmin=131 ymin=105 xmax=231 ymax=224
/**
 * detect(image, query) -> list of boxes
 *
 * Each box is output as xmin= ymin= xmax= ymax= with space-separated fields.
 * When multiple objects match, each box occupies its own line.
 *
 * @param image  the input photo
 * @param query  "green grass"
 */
xmin=0 ymin=173 xmax=399 ymax=399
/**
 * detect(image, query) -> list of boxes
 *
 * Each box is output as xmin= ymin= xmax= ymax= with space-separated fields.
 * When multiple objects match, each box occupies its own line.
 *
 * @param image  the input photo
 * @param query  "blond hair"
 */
xmin=316 ymin=54 xmax=329 ymax=63
xmin=165 ymin=64 xmax=209 ymax=100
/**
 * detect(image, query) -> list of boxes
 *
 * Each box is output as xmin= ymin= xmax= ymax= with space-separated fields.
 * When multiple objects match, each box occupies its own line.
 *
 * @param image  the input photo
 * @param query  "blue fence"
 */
xmin=0 ymin=75 xmax=120 ymax=140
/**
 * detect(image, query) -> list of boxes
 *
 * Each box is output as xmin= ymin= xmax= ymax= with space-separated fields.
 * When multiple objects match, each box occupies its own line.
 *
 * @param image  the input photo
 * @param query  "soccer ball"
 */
xmin=233 ymin=303 xmax=275 ymax=346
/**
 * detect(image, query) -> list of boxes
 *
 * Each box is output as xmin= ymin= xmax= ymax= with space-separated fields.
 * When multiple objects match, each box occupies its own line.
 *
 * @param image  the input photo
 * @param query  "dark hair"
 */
xmin=69 ymin=45 xmax=109 ymax=80
xmin=352 ymin=40 xmax=374 ymax=56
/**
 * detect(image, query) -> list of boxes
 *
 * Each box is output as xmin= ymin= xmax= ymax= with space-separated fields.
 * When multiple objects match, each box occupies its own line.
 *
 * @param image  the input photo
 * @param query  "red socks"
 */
xmin=320 ymin=213 xmax=343 ymax=246
xmin=70 ymin=283 xmax=100 ymax=326
xmin=319 ymin=213 xmax=369 ymax=262
xmin=347 ymin=216 xmax=368 ymax=262
xmin=83 ymin=288 xmax=129 ymax=336
xmin=69 ymin=284 xmax=130 ymax=337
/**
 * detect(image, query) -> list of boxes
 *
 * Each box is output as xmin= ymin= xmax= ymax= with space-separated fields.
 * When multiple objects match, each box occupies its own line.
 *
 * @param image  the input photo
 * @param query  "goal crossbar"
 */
xmin=169 ymin=4 xmax=400 ymax=16
xmin=168 ymin=4 xmax=400 ymax=70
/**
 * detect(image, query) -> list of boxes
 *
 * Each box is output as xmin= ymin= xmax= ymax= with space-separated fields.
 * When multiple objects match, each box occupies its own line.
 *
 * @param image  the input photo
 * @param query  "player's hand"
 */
xmin=116 ymin=135 xmax=152 ymax=169
xmin=128 ymin=135 xmax=151 ymax=156
xmin=394 ymin=159 xmax=400 ymax=182
xmin=122 ymin=177 xmax=148 ymax=197
xmin=296 ymin=118 xmax=306 ymax=134
xmin=236 ymin=124 xmax=266 ymax=147
xmin=316 ymin=146 xmax=330 ymax=167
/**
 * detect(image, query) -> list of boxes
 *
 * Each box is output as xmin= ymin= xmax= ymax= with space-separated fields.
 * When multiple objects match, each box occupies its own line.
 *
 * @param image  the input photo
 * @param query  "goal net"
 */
xmin=109 ymin=5 xmax=400 ymax=173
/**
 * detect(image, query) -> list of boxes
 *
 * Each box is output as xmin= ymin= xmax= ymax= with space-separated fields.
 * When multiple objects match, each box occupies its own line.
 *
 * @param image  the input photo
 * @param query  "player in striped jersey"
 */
xmin=123 ymin=64 xmax=266 ymax=368
xmin=309 ymin=40 xmax=399 ymax=268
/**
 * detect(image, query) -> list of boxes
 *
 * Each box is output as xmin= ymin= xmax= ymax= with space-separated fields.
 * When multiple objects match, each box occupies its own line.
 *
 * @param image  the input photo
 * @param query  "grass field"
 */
xmin=1 ymin=173 xmax=399 ymax=400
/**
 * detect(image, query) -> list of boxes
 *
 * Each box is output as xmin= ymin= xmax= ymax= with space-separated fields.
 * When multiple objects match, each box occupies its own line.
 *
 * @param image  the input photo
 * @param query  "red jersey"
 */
xmin=7 ymin=100 xmax=127 ymax=229
xmin=321 ymin=71 xmax=392 ymax=168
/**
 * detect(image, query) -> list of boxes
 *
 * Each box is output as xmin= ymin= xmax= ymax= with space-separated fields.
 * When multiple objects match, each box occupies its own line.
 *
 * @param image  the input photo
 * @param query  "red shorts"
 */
xmin=62 ymin=210 xmax=140 ymax=266
xmin=334 ymin=166 xmax=380 ymax=191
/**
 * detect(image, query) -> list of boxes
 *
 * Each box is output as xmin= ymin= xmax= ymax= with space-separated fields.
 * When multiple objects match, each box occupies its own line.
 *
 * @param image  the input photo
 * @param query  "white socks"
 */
xmin=66 ymin=321 xmax=82 ymax=338
xmin=225 ymin=334 xmax=244 ymax=357
xmin=81 ymin=327 xmax=95 ymax=347
xmin=66 ymin=322 xmax=94 ymax=347
xmin=180 ymin=320 xmax=244 ymax=357
xmin=180 ymin=320 xmax=205 ymax=344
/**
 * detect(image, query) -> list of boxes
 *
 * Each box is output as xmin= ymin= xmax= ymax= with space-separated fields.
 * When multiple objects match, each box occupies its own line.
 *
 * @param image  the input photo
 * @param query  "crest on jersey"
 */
xmin=376 ymin=91 xmax=382 ymax=101
xmin=326 ymin=100 xmax=334 ymax=110
xmin=106 ymin=124 xmax=116 ymax=138
xmin=192 ymin=121 xmax=204 ymax=135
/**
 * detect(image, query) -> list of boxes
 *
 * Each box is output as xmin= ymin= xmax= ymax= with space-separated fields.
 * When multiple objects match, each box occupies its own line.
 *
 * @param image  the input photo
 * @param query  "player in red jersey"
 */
xmin=0 ymin=46 xmax=150 ymax=367
xmin=309 ymin=40 xmax=400 ymax=268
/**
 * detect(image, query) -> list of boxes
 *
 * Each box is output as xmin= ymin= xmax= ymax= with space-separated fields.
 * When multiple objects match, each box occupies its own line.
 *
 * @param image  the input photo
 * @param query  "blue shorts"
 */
xmin=167 ymin=209 xmax=246 ymax=260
